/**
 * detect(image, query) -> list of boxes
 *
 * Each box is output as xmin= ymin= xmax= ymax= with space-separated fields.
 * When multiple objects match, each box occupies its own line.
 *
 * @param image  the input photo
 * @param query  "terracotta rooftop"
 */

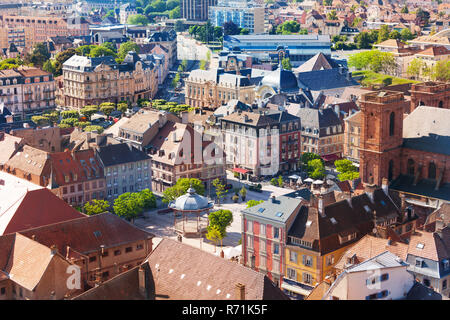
xmin=19 ymin=212 xmax=154 ymax=259
xmin=407 ymin=228 xmax=450 ymax=262
xmin=16 ymin=66 xmax=52 ymax=78
xmin=5 ymin=144 xmax=50 ymax=177
xmin=416 ymin=46 xmax=450 ymax=57
xmin=0 ymin=133 xmax=22 ymax=165
xmin=0 ymin=188 xmax=85 ymax=236
xmin=334 ymin=234 xmax=409 ymax=271
xmin=74 ymin=239 xmax=289 ymax=300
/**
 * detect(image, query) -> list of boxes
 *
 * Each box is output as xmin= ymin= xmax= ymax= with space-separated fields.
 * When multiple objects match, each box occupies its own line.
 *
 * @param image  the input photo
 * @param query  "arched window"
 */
xmin=438 ymin=101 xmax=443 ymax=108
xmin=388 ymin=160 xmax=394 ymax=181
xmin=428 ymin=162 xmax=436 ymax=180
xmin=389 ymin=112 xmax=395 ymax=136
xmin=407 ymin=159 xmax=415 ymax=175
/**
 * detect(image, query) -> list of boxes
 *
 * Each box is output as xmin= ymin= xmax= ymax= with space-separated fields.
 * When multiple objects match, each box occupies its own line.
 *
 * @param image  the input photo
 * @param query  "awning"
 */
xmin=289 ymin=174 xmax=300 ymax=179
xmin=233 ymin=168 xmax=250 ymax=174
xmin=281 ymin=282 xmax=312 ymax=296
xmin=322 ymin=154 xmax=340 ymax=162
xmin=304 ymin=178 xmax=314 ymax=183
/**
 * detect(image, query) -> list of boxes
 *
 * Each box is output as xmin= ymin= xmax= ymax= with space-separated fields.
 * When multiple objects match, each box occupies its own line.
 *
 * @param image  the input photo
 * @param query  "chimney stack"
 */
xmin=138 ymin=265 xmax=148 ymax=299
xmin=271 ymin=195 xmax=276 ymax=203
xmin=181 ymin=111 xmax=189 ymax=124
xmin=381 ymin=177 xmax=389 ymax=195
xmin=318 ymin=196 xmax=324 ymax=217
xmin=235 ymin=283 xmax=245 ymax=300
xmin=172 ymin=131 xmax=177 ymax=142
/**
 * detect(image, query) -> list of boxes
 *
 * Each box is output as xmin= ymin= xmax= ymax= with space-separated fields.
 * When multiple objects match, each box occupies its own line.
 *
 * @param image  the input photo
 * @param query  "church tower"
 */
xmin=359 ymin=91 xmax=407 ymax=186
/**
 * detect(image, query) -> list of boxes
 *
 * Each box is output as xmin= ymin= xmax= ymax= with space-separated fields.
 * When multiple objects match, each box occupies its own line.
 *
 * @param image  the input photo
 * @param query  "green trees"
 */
xmin=301 ymin=152 xmax=321 ymax=167
xmin=80 ymin=105 xmax=99 ymax=120
xmin=400 ymin=28 xmax=414 ymax=42
xmin=223 ymin=21 xmax=240 ymax=36
xmin=84 ymin=125 xmax=104 ymax=133
xmin=127 ymin=14 xmax=149 ymax=25
xmin=276 ymin=20 xmax=301 ymax=35
xmin=212 ymin=178 xmax=226 ymax=206
xmin=378 ymin=25 xmax=390 ymax=43
xmin=327 ymin=10 xmax=338 ymax=20
xmin=199 ymin=60 xmax=207 ymax=70
xmin=277 ymin=175 xmax=283 ymax=187
xmin=31 ymin=115 xmax=50 ymax=127
xmin=113 ymin=189 xmax=157 ymax=221
xmin=25 ymin=42 xmax=50 ymax=68
xmin=431 ymin=60 xmax=450 ymax=81
xmin=307 ymin=159 xmax=325 ymax=179
xmin=207 ymin=209 xmax=233 ymax=249
xmin=174 ymin=20 xmax=185 ymax=32
xmin=348 ymin=50 xmax=396 ymax=74
xmin=407 ymin=58 xmax=424 ymax=80
xmin=117 ymin=102 xmax=128 ymax=113
xmin=389 ymin=30 xmax=401 ymax=40
xmin=83 ymin=199 xmax=110 ymax=216
xmin=246 ymin=200 xmax=264 ymax=208
xmin=334 ymin=159 xmax=359 ymax=181
xmin=162 ymin=178 xmax=205 ymax=203
xmin=118 ymin=41 xmax=140 ymax=60
xmin=281 ymin=58 xmax=292 ymax=70
xmin=100 ymin=103 xmax=116 ymax=117
xmin=239 ymin=187 xmax=247 ymax=201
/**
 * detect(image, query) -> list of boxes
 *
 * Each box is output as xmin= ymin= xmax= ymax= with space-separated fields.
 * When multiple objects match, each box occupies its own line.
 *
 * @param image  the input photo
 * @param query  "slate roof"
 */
xmin=287 ymin=188 xmax=402 ymax=254
xmin=221 ymin=111 xmax=278 ymax=127
xmin=402 ymin=106 xmax=450 ymax=156
xmin=97 ymin=143 xmax=150 ymax=167
xmin=296 ymin=107 xmax=341 ymax=136
xmin=242 ymin=195 xmax=303 ymax=224
xmin=74 ymin=239 xmax=289 ymax=300
xmin=297 ymin=68 xmax=359 ymax=91
xmin=347 ymin=251 xmax=408 ymax=273
xmin=260 ymin=67 xmax=301 ymax=92
xmin=389 ymin=175 xmax=450 ymax=202
xmin=294 ymin=52 xmax=339 ymax=73
xmin=406 ymin=282 xmax=442 ymax=300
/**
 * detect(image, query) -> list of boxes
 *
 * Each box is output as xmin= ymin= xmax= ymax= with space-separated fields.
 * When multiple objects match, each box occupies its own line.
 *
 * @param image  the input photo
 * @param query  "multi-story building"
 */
xmin=96 ymin=143 xmax=152 ymax=201
xmin=119 ymin=3 xmax=137 ymax=24
xmin=181 ymin=0 xmax=217 ymax=21
xmin=144 ymin=30 xmax=177 ymax=68
xmin=0 ymin=25 xmax=34 ymax=55
xmin=185 ymin=68 xmax=263 ymax=110
xmin=49 ymin=149 xmax=106 ymax=206
xmin=410 ymin=81 xmax=450 ymax=113
xmin=241 ymin=194 xmax=304 ymax=287
xmin=222 ymin=34 xmax=331 ymax=67
xmin=295 ymin=107 xmax=344 ymax=163
xmin=264 ymin=109 xmax=301 ymax=172
xmin=343 ymin=110 xmax=361 ymax=163
xmin=208 ymin=0 xmax=265 ymax=34
xmin=62 ymin=52 xmax=158 ymax=109
xmin=0 ymin=67 xmax=56 ymax=121
xmin=148 ymin=121 xmax=226 ymax=195
xmin=18 ymin=212 xmax=154 ymax=291
xmin=221 ymin=111 xmax=279 ymax=177
xmin=0 ymin=14 xmax=89 ymax=45
xmin=283 ymin=188 xmax=404 ymax=299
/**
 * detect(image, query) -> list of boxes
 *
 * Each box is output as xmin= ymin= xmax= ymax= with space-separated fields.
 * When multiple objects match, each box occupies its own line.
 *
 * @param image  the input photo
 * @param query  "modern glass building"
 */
xmin=208 ymin=0 xmax=265 ymax=34
xmin=223 ymin=34 xmax=332 ymax=66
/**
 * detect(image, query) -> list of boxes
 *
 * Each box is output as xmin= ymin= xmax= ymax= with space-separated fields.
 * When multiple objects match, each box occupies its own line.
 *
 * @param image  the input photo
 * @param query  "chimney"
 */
xmin=86 ymin=131 xmax=91 ymax=142
xmin=50 ymin=245 xmax=58 ymax=255
xmin=364 ymin=183 xmax=376 ymax=201
xmin=235 ymin=283 xmax=245 ymax=300
xmin=346 ymin=71 xmax=352 ymax=81
xmin=172 ymin=131 xmax=177 ymax=142
xmin=181 ymin=111 xmax=189 ymax=124
xmin=138 ymin=265 xmax=148 ymax=299
xmin=244 ymin=114 xmax=249 ymax=122
xmin=334 ymin=104 xmax=340 ymax=116
xmin=318 ymin=196 xmax=324 ymax=217
xmin=31 ymin=235 xmax=36 ymax=241
xmin=381 ymin=177 xmax=389 ymax=195
xmin=271 ymin=195 xmax=276 ymax=203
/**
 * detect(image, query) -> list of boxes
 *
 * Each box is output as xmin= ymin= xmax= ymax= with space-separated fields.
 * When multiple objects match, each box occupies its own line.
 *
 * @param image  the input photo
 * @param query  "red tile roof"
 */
xmin=19 ymin=212 xmax=154 ymax=258
xmin=417 ymin=46 xmax=450 ymax=57
xmin=1 ymin=188 xmax=85 ymax=235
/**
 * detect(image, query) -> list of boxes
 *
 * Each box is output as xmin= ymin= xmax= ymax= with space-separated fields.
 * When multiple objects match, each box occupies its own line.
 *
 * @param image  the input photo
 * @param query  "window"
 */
xmin=443 ymin=280 xmax=447 ymax=290
xmin=303 ymin=272 xmax=312 ymax=284
xmin=389 ymin=112 xmax=395 ymax=136
xmin=326 ymin=255 xmax=335 ymax=266
xmin=415 ymin=258 xmax=424 ymax=267
xmin=0 ymin=287 xmax=5 ymax=295
xmin=423 ymin=279 xmax=431 ymax=287
xmin=287 ymin=268 xmax=297 ymax=280
xmin=407 ymin=159 xmax=415 ymax=175
xmin=260 ymin=223 xmax=266 ymax=236
xmin=102 ymin=271 xmax=109 ymax=278
xmin=125 ymin=247 xmax=132 ymax=253
xmin=443 ymin=260 xmax=450 ymax=270
xmin=428 ymin=162 xmax=436 ymax=180
xmin=89 ymin=256 xmax=96 ymax=263
xmin=303 ymin=255 xmax=313 ymax=267
xmin=273 ymin=243 xmax=280 ymax=255
xmin=260 ymin=255 xmax=266 ymax=269
xmin=247 ymin=235 xmax=253 ymax=248
xmin=247 ymin=220 xmax=253 ymax=233
xmin=366 ymin=273 xmax=389 ymax=285
xmin=290 ymin=251 xmax=298 ymax=263
xmin=366 ymin=290 xmax=389 ymax=300
xmin=388 ymin=159 xmax=394 ymax=181
xmin=273 ymin=227 xmax=279 ymax=239
xmin=260 ymin=239 xmax=266 ymax=253
xmin=102 ymin=250 xmax=109 ymax=257
xmin=136 ymin=244 xmax=143 ymax=250
xmin=114 ymin=249 xmax=121 ymax=256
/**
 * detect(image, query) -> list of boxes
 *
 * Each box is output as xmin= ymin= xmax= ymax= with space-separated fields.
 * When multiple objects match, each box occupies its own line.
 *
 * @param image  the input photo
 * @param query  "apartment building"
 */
xmin=181 ymin=0 xmax=217 ymax=21
xmin=209 ymin=0 xmax=265 ymax=34
xmin=62 ymin=52 xmax=158 ymax=110
xmin=96 ymin=143 xmax=152 ymax=201
xmin=221 ymin=111 xmax=279 ymax=177
xmin=343 ymin=110 xmax=361 ymax=163
xmin=0 ymin=67 xmax=56 ymax=121
xmin=295 ymin=107 xmax=344 ymax=163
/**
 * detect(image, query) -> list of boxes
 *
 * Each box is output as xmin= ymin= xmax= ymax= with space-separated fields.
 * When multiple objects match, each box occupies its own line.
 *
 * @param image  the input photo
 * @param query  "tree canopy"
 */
xmin=162 ymin=178 xmax=205 ymax=203
xmin=83 ymin=199 xmax=110 ymax=216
